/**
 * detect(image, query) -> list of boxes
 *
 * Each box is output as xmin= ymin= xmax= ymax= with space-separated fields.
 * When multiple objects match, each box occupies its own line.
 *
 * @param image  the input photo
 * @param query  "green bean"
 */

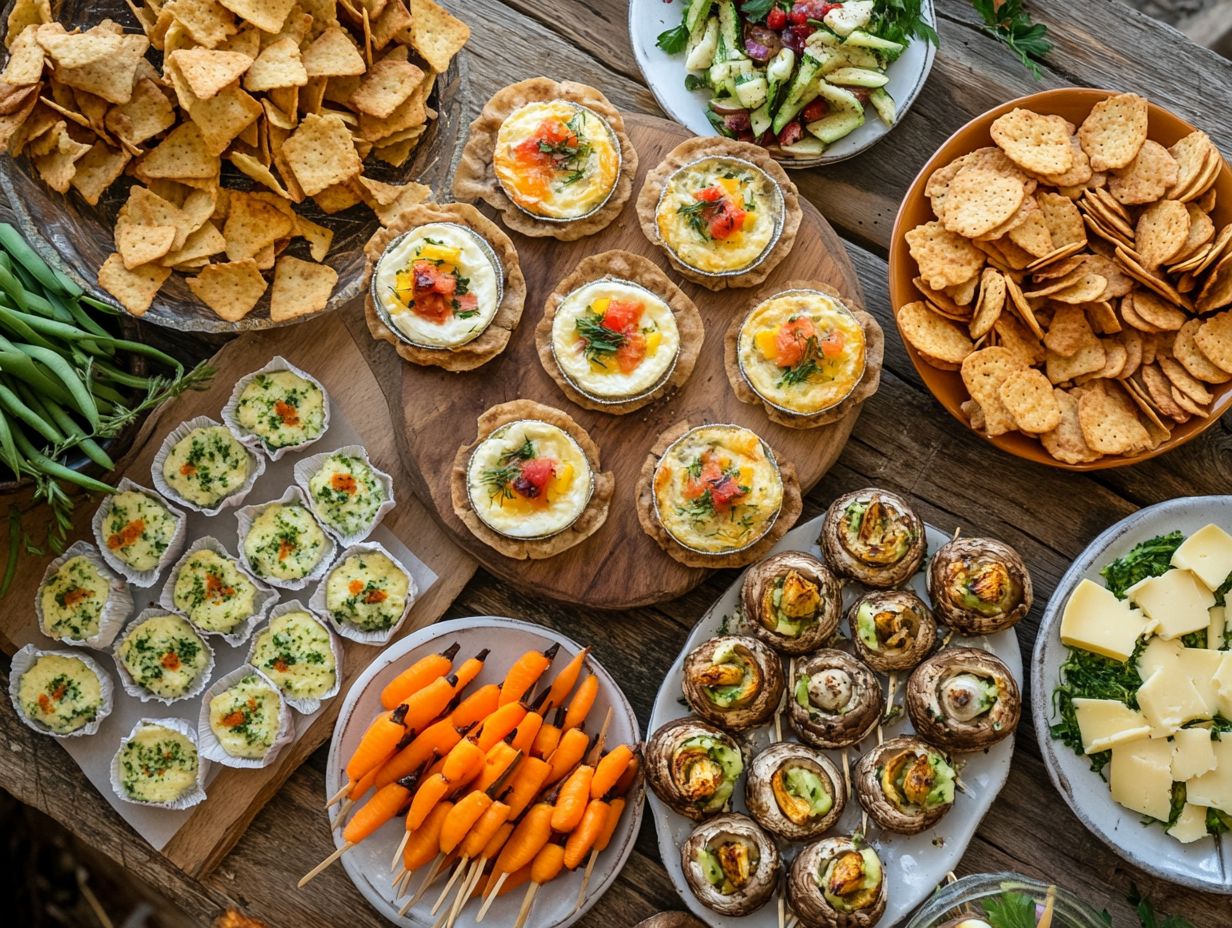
xmin=0 ymin=305 xmax=57 ymax=352
xmin=90 ymin=357 xmax=156 ymax=390
xmin=87 ymin=378 xmax=126 ymax=407
xmin=18 ymin=343 xmax=99 ymax=429
xmin=11 ymin=428 xmax=113 ymax=494
xmin=0 ymin=262 xmax=56 ymax=317
xmin=0 ymin=348 xmax=75 ymax=405
xmin=61 ymin=294 xmax=111 ymax=341
xmin=1 ymin=511 xmax=20 ymax=597
xmin=40 ymin=397 xmax=113 ymax=470
xmin=0 ymin=223 xmax=82 ymax=298
xmin=0 ymin=382 xmax=62 ymax=444
xmin=0 ymin=407 xmax=22 ymax=479
xmin=81 ymin=295 xmax=120 ymax=315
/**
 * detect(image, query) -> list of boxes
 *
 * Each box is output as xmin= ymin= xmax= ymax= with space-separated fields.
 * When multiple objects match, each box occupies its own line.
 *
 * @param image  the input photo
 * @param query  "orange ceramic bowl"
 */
xmin=888 ymin=87 xmax=1232 ymax=471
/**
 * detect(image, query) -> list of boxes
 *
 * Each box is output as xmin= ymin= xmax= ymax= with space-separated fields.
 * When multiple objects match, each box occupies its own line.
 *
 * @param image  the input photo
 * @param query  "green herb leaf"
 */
xmin=1100 ymin=531 xmax=1184 ymax=599
xmin=983 ymin=888 xmax=1037 ymax=928
xmin=1128 ymin=884 xmax=1198 ymax=928
xmin=873 ymin=0 xmax=939 ymax=55
xmin=971 ymin=0 xmax=1052 ymax=78
xmin=656 ymin=23 xmax=690 ymax=54
xmin=574 ymin=309 xmax=626 ymax=366
xmin=740 ymin=0 xmax=775 ymax=22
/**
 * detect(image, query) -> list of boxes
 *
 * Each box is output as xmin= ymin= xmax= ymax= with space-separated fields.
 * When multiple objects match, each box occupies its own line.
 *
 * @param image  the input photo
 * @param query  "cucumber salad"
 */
xmin=656 ymin=1 xmax=936 ymax=159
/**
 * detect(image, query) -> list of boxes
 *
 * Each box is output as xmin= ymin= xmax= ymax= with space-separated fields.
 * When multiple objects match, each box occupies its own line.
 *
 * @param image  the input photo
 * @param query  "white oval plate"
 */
xmin=326 ymin=616 xmax=645 ymax=926
xmin=1031 ymin=496 xmax=1232 ymax=895
xmin=649 ymin=513 xmax=1022 ymax=927
xmin=628 ymin=0 xmax=938 ymax=167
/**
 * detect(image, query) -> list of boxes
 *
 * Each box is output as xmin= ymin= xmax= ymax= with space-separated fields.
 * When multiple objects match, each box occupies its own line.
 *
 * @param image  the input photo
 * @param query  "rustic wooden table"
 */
xmin=2 ymin=1 xmax=1231 ymax=925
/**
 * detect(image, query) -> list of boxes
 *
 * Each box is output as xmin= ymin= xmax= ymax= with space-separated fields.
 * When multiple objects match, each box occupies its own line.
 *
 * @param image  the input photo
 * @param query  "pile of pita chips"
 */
xmin=900 ymin=91 xmax=1232 ymax=465
xmin=0 ymin=0 xmax=469 ymax=322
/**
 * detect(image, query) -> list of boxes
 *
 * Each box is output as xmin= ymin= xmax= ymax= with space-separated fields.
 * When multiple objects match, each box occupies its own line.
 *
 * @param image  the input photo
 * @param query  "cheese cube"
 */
xmin=1137 ymin=663 xmax=1211 ymax=734
xmin=1109 ymin=739 xmax=1175 ymax=821
xmin=1186 ymin=739 xmax=1232 ymax=813
xmin=1060 ymin=579 xmax=1154 ymax=662
xmin=1210 ymin=605 xmax=1228 ymax=650
xmin=1173 ymin=648 xmax=1226 ymax=719
xmin=1171 ymin=728 xmax=1217 ymax=780
xmin=1171 ymin=523 xmax=1232 ymax=591
xmin=1127 ymin=569 xmax=1216 ymax=640
xmin=1073 ymin=698 xmax=1151 ymax=754
xmin=1166 ymin=803 xmax=1211 ymax=844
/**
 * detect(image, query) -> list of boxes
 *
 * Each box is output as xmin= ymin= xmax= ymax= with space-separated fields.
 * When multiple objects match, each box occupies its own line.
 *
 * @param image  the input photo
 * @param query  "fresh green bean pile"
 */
xmin=0 ymin=222 xmax=212 ymax=593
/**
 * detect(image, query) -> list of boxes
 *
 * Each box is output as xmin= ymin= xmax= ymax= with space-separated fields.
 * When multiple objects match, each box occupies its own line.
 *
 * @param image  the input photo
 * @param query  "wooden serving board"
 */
xmin=385 ymin=112 xmax=864 ymax=609
xmin=0 ymin=307 xmax=477 ymax=878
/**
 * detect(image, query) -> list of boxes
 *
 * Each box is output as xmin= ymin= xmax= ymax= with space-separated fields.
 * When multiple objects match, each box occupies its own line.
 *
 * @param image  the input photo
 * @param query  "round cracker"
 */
xmin=1077 ymin=92 xmax=1149 ymax=172
xmin=1108 ymin=139 xmax=1179 ymax=205
xmin=998 ymin=367 xmax=1062 ymax=433
xmin=897 ymin=300 xmax=974 ymax=366
xmin=1173 ymin=318 xmax=1232 ymax=383
xmin=990 ymin=108 xmax=1075 ymax=176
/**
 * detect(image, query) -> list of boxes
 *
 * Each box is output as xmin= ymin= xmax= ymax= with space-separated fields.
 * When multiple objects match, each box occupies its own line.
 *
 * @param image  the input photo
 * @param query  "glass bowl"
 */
xmin=905 ymin=872 xmax=1109 ymax=928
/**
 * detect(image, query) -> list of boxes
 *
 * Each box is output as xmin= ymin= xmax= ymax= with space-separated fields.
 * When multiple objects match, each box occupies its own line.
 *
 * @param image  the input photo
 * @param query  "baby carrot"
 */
xmin=451 ymin=683 xmax=500 ymax=728
xmin=613 ymin=756 xmax=640 ymax=797
xmin=563 ymin=674 xmax=598 ymax=731
xmin=545 ymin=727 xmax=589 ymax=784
xmin=380 ymin=642 xmax=459 ymax=709
xmin=478 ymin=700 xmax=528 ymax=751
xmin=441 ymin=737 xmax=485 ymax=784
xmin=450 ymin=648 xmax=489 ymax=694
xmin=343 ymin=781 xmax=408 ymax=845
xmin=499 ymin=645 xmax=559 ymax=706
xmin=474 ymin=741 xmax=521 ymax=792
xmin=531 ymin=842 xmax=566 ymax=885
xmin=500 ymin=756 xmax=551 ymax=819
xmin=345 ymin=704 xmax=411 ymax=783
xmin=591 ymin=744 xmax=635 ymax=799
xmin=440 ymin=791 xmax=492 ymax=855
xmin=510 ymin=710 xmax=545 ymax=756
xmin=407 ymin=772 xmax=453 ymax=832
xmin=404 ymin=799 xmax=452 ymax=871
xmin=550 ymin=764 xmax=594 ymax=833
xmin=401 ymin=673 xmax=460 ymax=732
xmin=532 ymin=715 xmax=562 ymax=759
xmin=493 ymin=803 xmax=554 ymax=875
xmin=563 ymin=799 xmax=609 ymax=869
xmin=542 ymin=647 xmax=588 ymax=711
xmin=375 ymin=719 xmax=465 ymax=789
xmin=595 ymin=797 xmax=625 ymax=854
xmin=477 ymin=820 xmax=514 ymax=863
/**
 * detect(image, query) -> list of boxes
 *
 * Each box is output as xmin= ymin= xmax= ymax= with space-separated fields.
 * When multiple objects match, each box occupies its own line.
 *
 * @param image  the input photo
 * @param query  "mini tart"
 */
xmin=91 ymin=479 xmax=186 ymax=587
xmin=160 ymin=537 xmax=277 ymax=644
xmin=113 ymin=609 xmax=215 ymax=704
xmin=235 ymin=488 xmax=336 ymax=591
xmin=9 ymin=645 xmax=113 ymax=738
xmin=637 ymin=136 xmax=801 ymax=290
xmin=854 ymin=736 xmax=957 ymax=835
xmin=199 ymin=665 xmax=293 ymax=768
xmin=453 ymin=77 xmax=637 ymax=240
xmin=726 ymin=282 xmax=884 ymax=429
xmin=223 ymin=358 xmax=329 ymax=461
xmin=152 ymin=415 xmax=263 ymax=515
xmin=451 ymin=400 xmax=614 ymax=560
xmin=35 ymin=541 xmax=131 ymax=648
xmin=637 ymin=421 xmax=802 ymax=569
xmin=111 ymin=718 xmax=205 ymax=809
xmin=310 ymin=542 xmax=417 ymax=644
xmin=293 ymin=445 xmax=395 ymax=545
xmin=247 ymin=602 xmax=341 ymax=713
xmin=536 ymin=250 xmax=704 ymax=414
xmin=906 ymin=648 xmax=1021 ymax=752
xmin=364 ymin=202 xmax=526 ymax=371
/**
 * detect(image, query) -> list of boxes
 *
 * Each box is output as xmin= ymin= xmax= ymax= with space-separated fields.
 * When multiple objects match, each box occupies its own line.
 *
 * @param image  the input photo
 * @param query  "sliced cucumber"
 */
xmin=685 ymin=0 xmax=714 ymax=34
xmin=771 ymin=47 xmax=824 ymax=134
xmin=685 ymin=16 xmax=720 ymax=70
xmin=750 ymin=101 xmax=772 ymax=137
xmin=826 ymin=67 xmax=890 ymax=88
xmin=815 ymin=80 xmax=864 ymax=114
xmin=734 ymin=73 xmax=768 ymax=110
xmin=807 ymin=108 xmax=864 ymax=144
xmin=717 ymin=0 xmax=744 ymax=59
xmin=843 ymin=29 xmax=905 ymax=55
xmin=870 ymin=87 xmax=897 ymax=126
xmin=780 ymin=136 xmax=827 ymax=157
xmin=823 ymin=0 xmax=874 ymax=37
xmin=765 ymin=46 xmax=795 ymax=109
xmin=834 ymin=46 xmax=881 ymax=70
xmin=805 ymin=29 xmax=841 ymax=49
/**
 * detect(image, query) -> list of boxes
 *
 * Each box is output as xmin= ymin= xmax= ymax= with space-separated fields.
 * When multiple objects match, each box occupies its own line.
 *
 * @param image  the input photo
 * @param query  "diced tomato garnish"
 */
xmin=709 ymin=475 xmax=745 ymax=512
xmin=38 ymin=693 xmax=52 ymax=713
xmin=615 ymin=332 xmax=647 ymax=373
xmin=179 ymin=463 xmax=196 ymax=476
xmin=161 ymin=651 xmax=181 ymax=671
xmin=106 ymin=519 xmax=145 ymax=551
xmin=802 ymin=98 xmax=829 ymax=123
xmin=694 ymin=185 xmax=725 ymax=203
xmin=708 ymin=201 xmax=746 ymax=239
xmin=364 ymin=588 xmax=389 ymax=604
xmin=277 ymin=538 xmax=296 ymax=561
xmin=222 ymin=710 xmax=246 ymax=728
xmin=513 ymin=457 xmax=556 ymax=500
xmin=767 ymin=7 xmax=787 ymax=29
xmin=819 ymin=330 xmax=845 ymax=358
xmin=684 ymin=451 xmax=724 ymax=500
xmin=331 ymin=472 xmax=357 ymax=495
xmin=601 ymin=299 xmax=644 ymax=334
xmin=456 ymin=292 xmax=479 ymax=311
xmin=775 ymin=316 xmax=817 ymax=368
xmin=409 ymin=260 xmax=460 ymax=323
xmin=274 ymin=401 xmax=300 ymax=427
xmin=274 ymin=658 xmax=289 ymax=672
xmin=204 ymin=572 xmax=235 ymax=601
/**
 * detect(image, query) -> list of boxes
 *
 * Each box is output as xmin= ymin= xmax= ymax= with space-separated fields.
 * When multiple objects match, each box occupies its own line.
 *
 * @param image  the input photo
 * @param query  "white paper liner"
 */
xmin=109 ymin=716 xmax=208 ymax=810
xmin=8 ymin=644 xmax=114 ymax=739
xmin=291 ymin=444 xmax=396 ymax=546
xmin=158 ymin=537 xmax=279 ymax=647
xmin=150 ymin=415 xmax=267 ymax=516
xmin=196 ymin=664 xmax=295 ymax=769
xmin=309 ymin=541 xmax=418 ymax=646
xmin=110 ymin=606 xmax=217 ymax=705
xmin=90 ymin=478 xmax=188 ymax=588
xmin=220 ymin=356 xmax=332 ymax=462
xmin=233 ymin=486 xmax=338 ymax=591
xmin=246 ymin=600 xmax=343 ymax=714
xmin=33 ymin=541 xmax=133 ymax=649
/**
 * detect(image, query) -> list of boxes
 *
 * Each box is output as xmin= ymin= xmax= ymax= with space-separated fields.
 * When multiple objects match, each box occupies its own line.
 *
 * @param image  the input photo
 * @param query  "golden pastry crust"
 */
xmin=724 ymin=279 xmax=884 ymax=429
xmin=363 ymin=202 xmax=526 ymax=371
xmin=535 ymin=250 xmax=704 ymax=414
xmin=452 ymin=78 xmax=638 ymax=241
xmin=635 ymin=420 xmax=803 ymax=568
xmin=450 ymin=400 xmax=614 ymax=559
xmin=636 ymin=136 xmax=802 ymax=291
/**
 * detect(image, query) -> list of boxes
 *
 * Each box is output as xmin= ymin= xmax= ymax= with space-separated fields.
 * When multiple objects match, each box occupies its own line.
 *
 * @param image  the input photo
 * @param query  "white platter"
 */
xmin=1030 ymin=496 xmax=1232 ymax=895
xmin=648 ymin=512 xmax=1022 ymax=927
xmin=628 ymin=0 xmax=938 ymax=167
xmin=326 ymin=616 xmax=645 ymax=927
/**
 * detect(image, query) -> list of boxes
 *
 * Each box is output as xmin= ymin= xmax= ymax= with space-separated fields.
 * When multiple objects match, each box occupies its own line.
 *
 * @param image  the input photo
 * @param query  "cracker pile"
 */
xmin=898 ymin=92 xmax=1232 ymax=464
xmin=0 ymin=0 xmax=468 ymax=322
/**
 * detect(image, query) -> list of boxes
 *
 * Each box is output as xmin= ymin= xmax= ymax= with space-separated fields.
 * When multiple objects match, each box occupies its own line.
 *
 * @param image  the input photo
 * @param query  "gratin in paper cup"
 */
xmin=158 ymin=537 xmax=279 ymax=647
xmin=233 ymin=487 xmax=338 ymax=592
xmin=308 ymin=541 xmax=418 ymax=645
xmin=196 ymin=664 xmax=295 ymax=769
xmin=110 ymin=606 xmax=217 ymax=705
xmin=247 ymin=599 xmax=343 ymax=714
xmin=109 ymin=716 xmax=208 ymax=810
xmin=90 ymin=478 xmax=188 ymax=588
xmin=221 ymin=356 xmax=332 ymax=462
xmin=151 ymin=415 xmax=267 ymax=516
xmin=292 ymin=445 xmax=396 ymax=546
xmin=8 ymin=644 xmax=114 ymax=739
xmin=33 ymin=541 xmax=133 ymax=649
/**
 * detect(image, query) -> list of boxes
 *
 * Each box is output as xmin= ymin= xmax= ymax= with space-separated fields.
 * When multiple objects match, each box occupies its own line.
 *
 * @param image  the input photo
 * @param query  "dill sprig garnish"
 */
xmin=575 ymin=309 xmax=625 ymax=367
xmin=482 ymin=438 xmax=535 ymax=503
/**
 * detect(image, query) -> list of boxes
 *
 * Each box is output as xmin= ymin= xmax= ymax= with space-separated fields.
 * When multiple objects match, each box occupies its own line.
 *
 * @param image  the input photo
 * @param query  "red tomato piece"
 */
xmin=513 ymin=458 xmax=556 ymax=500
xmin=601 ymin=299 xmax=643 ymax=334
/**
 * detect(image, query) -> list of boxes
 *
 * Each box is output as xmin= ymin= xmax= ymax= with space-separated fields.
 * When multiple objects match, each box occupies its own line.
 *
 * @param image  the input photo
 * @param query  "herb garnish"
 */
xmin=971 ymin=0 xmax=1052 ymax=78
xmin=1100 ymin=531 xmax=1184 ymax=599
xmin=575 ymin=309 xmax=626 ymax=367
xmin=482 ymin=438 xmax=536 ymax=502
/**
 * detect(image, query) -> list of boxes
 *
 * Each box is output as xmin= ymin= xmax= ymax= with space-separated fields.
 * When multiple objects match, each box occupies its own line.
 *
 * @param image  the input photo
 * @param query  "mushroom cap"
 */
xmin=847 ymin=589 xmax=938 ymax=673
xmin=788 ymin=650 xmax=883 ymax=749
xmin=645 ymin=716 xmax=744 ymax=821
xmin=681 ymin=635 xmax=785 ymax=732
xmin=680 ymin=812 xmax=782 ymax=916
xmin=926 ymin=536 xmax=1032 ymax=635
xmin=740 ymin=551 xmax=842 ymax=654
xmin=854 ymin=735 xmax=955 ymax=835
xmin=744 ymin=741 xmax=846 ymax=840
xmin=906 ymin=647 xmax=1021 ymax=752
xmin=787 ymin=836 xmax=888 ymax=928
xmin=819 ymin=488 xmax=926 ymax=589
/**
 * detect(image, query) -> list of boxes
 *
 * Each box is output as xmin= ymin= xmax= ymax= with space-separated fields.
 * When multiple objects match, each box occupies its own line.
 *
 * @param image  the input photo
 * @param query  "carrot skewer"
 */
xmin=531 ymin=708 xmax=563 ymax=758
xmin=449 ymin=682 xmax=500 ymax=728
xmin=591 ymin=744 xmax=635 ymax=798
xmin=549 ymin=764 xmax=594 ymax=833
xmin=573 ymin=795 xmax=628 ymax=910
xmin=512 ymin=842 xmax=566 ymax=928
xmin=379 ymin=642 xmax=460 ymax=709
xmin=540 ymin=647 xmax=589 ymax=711
xmin=429 ymin=802 xmax=510 ymax=915
xmin=545 ymin=726 xmax=589 ymax=784
xmin=499 ymin=645 xmax=559 ymax=706
xmin=477 ymin=801 xmax=554 ymax=920
xmin=374 ymin=719 xmax=468 ymax=791
xmin=476 ymin=700 xmax=528 ymax=751
xmin=499 ymin=756 xmax=551 ymax=819
xmin=562 ymin=673 xmax=598 ymax=731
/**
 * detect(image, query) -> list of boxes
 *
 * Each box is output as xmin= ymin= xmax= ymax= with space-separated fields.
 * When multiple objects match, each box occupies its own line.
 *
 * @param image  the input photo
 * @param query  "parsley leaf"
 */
xmin=656 ymin=23 xmax=690 ymax=54
xmin=971 ymin=0 xmax=1052 ymax=78
xmin=872 ymin=0 xmax=939 ymax=54
xmin=983 ymin=890 xmax=1037 ymax=928
xmin=740 ymin=0 xmax=775 ymax=22
xmin=1099 ymin=531 xmax=1184 ymax=599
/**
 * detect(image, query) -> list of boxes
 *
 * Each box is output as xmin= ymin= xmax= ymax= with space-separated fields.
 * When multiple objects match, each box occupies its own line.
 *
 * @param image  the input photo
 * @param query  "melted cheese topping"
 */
xmin=39 ymin=555 xmax=111 ymax=641
xmin=465 ymin=420 xmax=593 ymax=539
xmin=737 ymin=290 xmax=867 ymax=415
xmin=116 ymin=613 xmax=209 ymax=699
xmin=550 ymin=279 xmax=681 ymax=400
xmin=324 ymin=550 xmax=410 ymax=633
xmin=102 ymin=490 xmax=179 ymax=572
xmin=17 ymin=653 xmax=103 ymax=734
xmin=242 ymin=503 xmax=329 ymax=582
xmin=250 ymin=611 xmax=336 ymax=699
xmin=493 ymin=100 xmax=620 ymax=220
xmin=234 ymin=370 xmax=326 ymax=450
xmin=307 ymin=452 xmax=387 ymax=537
xmin=172 ymin=549 xmax=259 ymax=634
xmin=208 ymin=673 xmax=282 ymax=758
xmin=116 ymin=723 xmax=198 ymax=804
xmin=374 ymin=223 xmax=502 ymax=348
xmin=162 ymin=426 xmax=253 ymax=507
xmin=656 ymin=157 xmax=782 ymax=274
xmin=653 ymin=425 xmax=784 ymax=555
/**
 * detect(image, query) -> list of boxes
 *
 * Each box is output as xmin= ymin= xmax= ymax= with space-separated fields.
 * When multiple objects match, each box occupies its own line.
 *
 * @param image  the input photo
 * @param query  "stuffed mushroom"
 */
xmin=789 ymin=650 xmax=883 ymax=749
xmin=906 ymin=648 xmax=1021 ymax=752
xmin=855 ymin=736 xmax=956 ymax=835
xmin=745 ymin=742 xmax=845 ymax=841
xmin=681 ymin=812 xmax=781 ymax=916
xmin=927 ymin=537 xmax=1032 ymax=635
xmin=645 ymin=717 xmax=744 ymax=821
xmin=820 ymin=488 xmax=926 ymax=588
xmin=788 ymin=836 xmax=887 ymax=928
xmin=741 ymin=551 xmax=842 ymax=654
xmin=681 ymin=636 xmax=785 ymax=732
xmin=848 ymin=590 xmax=937 ymax=674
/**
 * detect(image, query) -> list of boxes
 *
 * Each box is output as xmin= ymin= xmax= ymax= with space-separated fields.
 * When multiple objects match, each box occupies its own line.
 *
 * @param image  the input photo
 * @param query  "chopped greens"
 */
xmin=983 ymin=889 xmax=1037 ymax=928
xmin=575 ymin=309 xmax=626 ymax=366
xmin=1100 ymin=531 xmax=1184 ymax=599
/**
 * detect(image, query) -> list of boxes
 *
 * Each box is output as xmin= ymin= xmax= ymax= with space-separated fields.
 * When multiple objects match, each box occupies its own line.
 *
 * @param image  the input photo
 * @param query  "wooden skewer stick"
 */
xmin=584 ymin=706 xmax=616 ymax=764
xmin=403 ymin=854 xmax=448 ymax=912
xmin=1038 ymin=886 xmax=1057 ymax=928
xmin=297 ymin=842 xmax=353 ymax=888
xmin=329 ymin=797 xmax=354 ymax=831
xmin=512 ymin=883 xmax=539 ymax=928
xmin=777 ymin=889 xmax=785 ymax=928
xmin=449 ymin=859 xmax=485 ymax=928
xmin=430 ymin=857 xmax=471 ymax=915
xmin=325 ymin=780 xmax=353 ymax=808
xmin=884 ymin=672 xmax=898 ymax=719
xmin=574 ymin=850 xmax=600 ymax=912
xmin=840 ymin=748 xmax=851 ymax=801
xmin=475 ymin=871 xmax=509 ymax=922
xmin=392 ymin=868 xmax=411 ymax=898
xmin=390 ymin=831 xmax=411 ymax=872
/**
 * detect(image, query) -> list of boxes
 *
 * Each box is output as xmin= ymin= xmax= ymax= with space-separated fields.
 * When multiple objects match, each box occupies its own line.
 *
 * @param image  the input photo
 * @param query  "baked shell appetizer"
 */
xmin=110 ymin=717 xmax=206 ymax=810
xmin=848 ymin=590 xmax=937 ymax=674
xmin=740 ymin=550 xmax=842 ymax=655
xmin=789 ymin=649 xmax=883 ymax=750
xmin=681 ymin=812 xmax=781 ymax=917
xmin=788 ymin=837 xmax=887 ymax=928
xmin=681 ymin=635 xmax=785 ymax=732
xmin=35 ymin=541 xmax=132 ymax=649
xmin=91 ymin=478 xmax=187 ymax=588
xmin=159 ymin=537 xmax=278 ymax=646
xmin=453 ymin=77 xmax=637 ymax=240
xmin=235 ymin=487 xmax=337 ymax=591
xmin=906 ymin=648 xmax=1021 ymax=752
xmin=536 ymin=250 xmax=704 ymax=414
xmin=221 ymin=357 xmax=330 ymax=462
xmin=726 ymin=282 xmax=884 ymax=429
xmin=247 ymin=601 xmax=342 ymax=714
xmin=855 ymin=736 xmax=957 ymax=835
xmin=309 ymin=542 xmax=417 ymax=645
xmin=151 ymin=415 xmax=264 ymax=516
xmin=9 ymin=645 xmax=113 ymax=739
xmin=197 ymin=665 xmax=294 ymax=769
xmin=637 ymin=136 xmax=802 ymax=290
xmin=112 ymin=607 xmax=216 ymax=704
xmin=744 ymin=742 xmax=846 ymax=841
xmin=292 ymin=444 xmax=396 ymax=546
xmin=927 ymin=536 xmax=1033 ymax=635
xmin=820 ymin=488 xmax=926 ymax=589
xmin=645 ymin=717 xmax=745 ymax=821
xmin=450 ymin=400 xmax=614 ymax=560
